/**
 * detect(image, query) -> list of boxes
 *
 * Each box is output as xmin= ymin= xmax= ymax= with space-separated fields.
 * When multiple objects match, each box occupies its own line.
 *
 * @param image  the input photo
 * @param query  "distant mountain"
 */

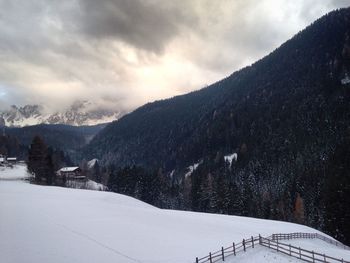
xmin=0 ymin=101 xmax=125 ymax=127
xmin=85 ymin=8 xmax=350 ymax=243
xmin=2 ymin=123 xmax=107 ymax=162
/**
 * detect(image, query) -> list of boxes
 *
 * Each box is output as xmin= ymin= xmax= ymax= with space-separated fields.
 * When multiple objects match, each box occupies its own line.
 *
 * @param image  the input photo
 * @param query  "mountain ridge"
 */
xmin=0 ymin=101 xmax=125 ymax=127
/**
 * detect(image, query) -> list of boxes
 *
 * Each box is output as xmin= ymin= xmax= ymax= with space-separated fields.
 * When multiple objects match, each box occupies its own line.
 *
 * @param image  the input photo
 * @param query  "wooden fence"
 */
xmin=195 ymin=236 xmax=260 ymax=263
xmin=194 ymin=232 xmax=350 ymax=263
xmin=270 ymin=232 xmax=350 ymax=251
xmin=260 ymin=236 xmax=350 ymax=263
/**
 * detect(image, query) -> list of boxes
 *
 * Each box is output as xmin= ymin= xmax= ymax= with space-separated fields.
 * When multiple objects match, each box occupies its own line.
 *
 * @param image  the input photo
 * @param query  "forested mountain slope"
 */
xmin=87 ymin=8 xmax=350 ymax=169
xmin=85 ymin=8 xmax=350 ymax=243
xmin=2 ymin=123 xmax=106 ymax=161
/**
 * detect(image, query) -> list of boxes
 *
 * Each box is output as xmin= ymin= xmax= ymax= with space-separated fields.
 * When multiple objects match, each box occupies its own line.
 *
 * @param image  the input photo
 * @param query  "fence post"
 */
xmin=323 ymin=254 xmax=326 ymax=262
xmin=243 ymin=239 xmax=246 ymax=252
xmin=221 ymin=247 xmax=225 ymax=261
xmin=196 ymin=257 xmax=199 ymax=263
xmin=289 ymin=244 xmax=291 ymax=256
xmin=299 ymin=247 xmax=301 ymax=259
xmin=312 ymin=251 xmax=315 ymax=263
xmin=259 ymin=234 xmax=262 ymax=244
xmin=209 ymin=252 xmax=212 ymax=263
xmin=277 ymin=239 xmax=279 ymax=252
xmin=252 ymin=236 xmax=254 ymax=248
xmin=233 ymin=242 xmax=236 ymax=256
xmin=268 ymin=238 xmax=270 ymax=248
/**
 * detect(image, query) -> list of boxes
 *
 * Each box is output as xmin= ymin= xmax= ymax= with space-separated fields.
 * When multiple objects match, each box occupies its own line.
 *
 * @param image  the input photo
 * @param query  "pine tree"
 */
xmin=27 ymin=136 xmax=54 ymax=184
xmin=45 ymin=152 xmax=55 ymax=185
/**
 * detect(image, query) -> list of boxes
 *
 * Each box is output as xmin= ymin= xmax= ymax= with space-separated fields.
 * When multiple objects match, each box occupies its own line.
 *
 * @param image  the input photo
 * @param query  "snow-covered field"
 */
xmin=1 ymin=165 xmax=349 ymax=263
xmin=0 ymin=164 xmax=31 ymax=180
xmin=225 ymin=246 xmax=302 ymax=262
xmin=225 ymin=238 xmax=350 ymax=263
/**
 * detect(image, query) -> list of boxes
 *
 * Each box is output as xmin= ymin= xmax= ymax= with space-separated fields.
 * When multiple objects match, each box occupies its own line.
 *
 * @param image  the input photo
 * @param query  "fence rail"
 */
xmin=195 ymin=236 xmax=260 ymax=263
xmin=194 ymin=232 xmax=350 ymax=263
xmin=270 ymin=232 xmax=350 ymax=251
xmin=260 ymin=236 xmax=350 ymax=263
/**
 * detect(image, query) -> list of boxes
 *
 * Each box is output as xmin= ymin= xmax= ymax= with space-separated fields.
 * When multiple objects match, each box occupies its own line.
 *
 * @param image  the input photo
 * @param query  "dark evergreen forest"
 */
xmin=1 ymin=123 xmax=105 ymax=161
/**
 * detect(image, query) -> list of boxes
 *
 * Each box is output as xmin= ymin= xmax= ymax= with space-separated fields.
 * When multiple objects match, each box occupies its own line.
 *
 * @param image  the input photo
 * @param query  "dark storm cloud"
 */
xmin=0 ymin=0 xmax=348 ymax=111
xmin=76 ymin=0 xmax=197 ymax=53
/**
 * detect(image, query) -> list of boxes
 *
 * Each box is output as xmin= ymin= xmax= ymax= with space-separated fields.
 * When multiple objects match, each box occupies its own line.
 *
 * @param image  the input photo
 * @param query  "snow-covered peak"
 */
xmin=0 ymin=101 xmax=125 ymax=127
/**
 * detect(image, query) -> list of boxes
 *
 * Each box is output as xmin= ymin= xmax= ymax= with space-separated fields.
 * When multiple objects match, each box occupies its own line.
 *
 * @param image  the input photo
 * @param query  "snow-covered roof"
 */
xmin=7 ymin=157 xmax=17 ymax=161
xmin=58 ymin=167 xmax=80 ymax=172
xmin=0 ymin=157 xmax=4 ymax=162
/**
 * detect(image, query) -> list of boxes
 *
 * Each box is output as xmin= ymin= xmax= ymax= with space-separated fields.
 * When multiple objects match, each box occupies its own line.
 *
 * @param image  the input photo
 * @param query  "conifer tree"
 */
xmin=28 ymin=136 xmax=55 ymax=184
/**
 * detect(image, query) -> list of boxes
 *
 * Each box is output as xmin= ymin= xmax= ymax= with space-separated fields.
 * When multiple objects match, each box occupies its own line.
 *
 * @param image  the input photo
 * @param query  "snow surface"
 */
xmin=224 ymin=153 xmax=238 ymax=166
xmin=66 ymin=179 xmax=108 ymax=191
xmin=0 ymin=165 xmax=347 ymax=263
xmin=0 ymin=164 xmax=31 ymax=180
xmin=87 ymin=158 xmax=98 ymax=169
xmin=225 ymin=238 xmax=350 ymax=263
xmin=341 ymin=75 xmax=350 ymax=85
xmin=185 ymin=162 xmax=200 ymax=178
xmin=286 ymin=239 xmax=350 ymax=261
xmin=1 ymin=103 xmax=122 ymax=127
xmin=225 ymin=246 xmax=302 ymax=262
xmin=169 ymin=169 xmax=175 ymax=179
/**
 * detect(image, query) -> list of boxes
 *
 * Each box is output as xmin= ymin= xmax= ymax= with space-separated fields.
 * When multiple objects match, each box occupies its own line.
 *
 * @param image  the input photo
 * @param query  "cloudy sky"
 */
xmin=0 ymin=0 xmax=349 ymax=112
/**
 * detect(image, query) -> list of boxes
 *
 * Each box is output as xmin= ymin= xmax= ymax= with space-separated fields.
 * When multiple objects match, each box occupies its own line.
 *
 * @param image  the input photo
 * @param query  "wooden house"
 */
xmin=7 ymin=157 xmax=17 ymax=164
xmin=56 ymin=167 xmax=85 ymax=180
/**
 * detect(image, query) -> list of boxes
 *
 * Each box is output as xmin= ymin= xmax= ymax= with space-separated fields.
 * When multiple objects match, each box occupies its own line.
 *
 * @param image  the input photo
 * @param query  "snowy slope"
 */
xmin=224 ymin=238 xmax=350 ymax=263
xmin=286 ymin=239 xmax=350 ymax=261
xmin=225 ymin=246 xmax=302 ymax=262
xmin=0 ymin=165 xmax=348 ymax=263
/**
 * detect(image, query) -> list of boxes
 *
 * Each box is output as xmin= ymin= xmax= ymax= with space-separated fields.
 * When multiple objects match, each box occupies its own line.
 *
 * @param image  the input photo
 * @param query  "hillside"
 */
xmin=87 ymin=8 xmax=350 ymax=168
xmin=85 ymin=8 xmax=350 ymax=243
xmin=5 ymin=123 xmax=106 ymax=147
xmin=1 ymin=165 xmax=349 ymax=263
xmin=1 ymin=123 xmax=106 ymax=161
